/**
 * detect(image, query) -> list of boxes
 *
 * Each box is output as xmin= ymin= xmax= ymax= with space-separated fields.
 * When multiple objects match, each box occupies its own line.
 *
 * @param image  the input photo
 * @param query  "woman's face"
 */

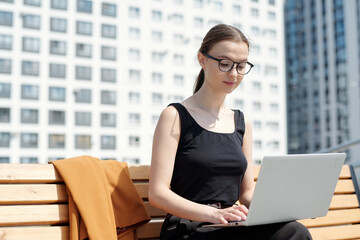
xmin=198 ymin=40 xmax=249 ymax=94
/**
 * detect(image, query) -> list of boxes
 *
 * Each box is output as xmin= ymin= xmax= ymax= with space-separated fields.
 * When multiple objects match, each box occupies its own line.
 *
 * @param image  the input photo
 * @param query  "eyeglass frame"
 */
xmin=201 ymin=51 xmax=254 ymax=75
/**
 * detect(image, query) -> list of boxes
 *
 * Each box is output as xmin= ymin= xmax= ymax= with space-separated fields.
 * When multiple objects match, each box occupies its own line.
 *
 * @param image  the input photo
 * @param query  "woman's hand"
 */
xmin=211 ymin=205 xmax=248 ymax=224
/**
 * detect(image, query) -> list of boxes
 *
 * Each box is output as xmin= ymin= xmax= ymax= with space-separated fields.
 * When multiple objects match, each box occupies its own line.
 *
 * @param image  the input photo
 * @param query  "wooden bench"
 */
xmin=0 ymin=164 xmax=359 ymax=240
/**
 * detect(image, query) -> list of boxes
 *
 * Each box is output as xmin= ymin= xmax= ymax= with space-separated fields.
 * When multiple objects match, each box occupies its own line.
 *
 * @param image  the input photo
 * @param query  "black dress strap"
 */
xmin=168 ymin=102 xmax=194 ymax=134
xmin=234 ymin=110 xmax=245 ymax=136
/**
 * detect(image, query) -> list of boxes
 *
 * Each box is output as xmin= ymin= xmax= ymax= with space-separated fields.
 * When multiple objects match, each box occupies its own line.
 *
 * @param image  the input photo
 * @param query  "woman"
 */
xmin=149 ymin=24 xmax=312 ymax=240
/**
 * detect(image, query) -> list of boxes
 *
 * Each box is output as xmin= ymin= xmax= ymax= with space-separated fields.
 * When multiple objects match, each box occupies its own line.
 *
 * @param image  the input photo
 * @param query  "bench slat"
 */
xmin=334 ymin=179 xmax=355 ymax=194
xmin=329 ymin=194 xmax=359 ymax=209
xmin=298 ymin=208 xmax=360 ymax=227
xmin=0 ymin=184 xmax=67 ymax=204
xmin=136 ymin=219 xmax=163 ymax=239
xmin=0 ymin=164 xmax=61 ymax=183
xmin=143 ymin=202 xmax=167 ymax=217
xmin=0 ymin=226 xmax=69 ymax=240
xmin=129 ymin=165 xmax=151 ymax=180
xmin=0 ymin=204 xmax=68 ymax=226
xmin=308 ymin=224 xmax=360 ymax=240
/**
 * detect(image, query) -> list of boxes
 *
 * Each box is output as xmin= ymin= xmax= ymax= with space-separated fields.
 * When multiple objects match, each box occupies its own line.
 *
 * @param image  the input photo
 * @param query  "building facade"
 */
xmin=0 ymin=0 xmax=286 ymax=164
xmin=285 ymin=0 xmax=360 ymax=164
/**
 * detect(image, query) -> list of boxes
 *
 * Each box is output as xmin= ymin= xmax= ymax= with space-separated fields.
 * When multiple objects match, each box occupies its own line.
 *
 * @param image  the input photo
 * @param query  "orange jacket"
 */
xmin=51 ymin=156 xmax=150 ymax=240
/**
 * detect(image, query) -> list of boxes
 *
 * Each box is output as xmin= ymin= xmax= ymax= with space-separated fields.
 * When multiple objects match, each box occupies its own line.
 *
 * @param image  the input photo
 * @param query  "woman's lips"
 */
xmin=223 ymin=81 xmax=236 ymax=86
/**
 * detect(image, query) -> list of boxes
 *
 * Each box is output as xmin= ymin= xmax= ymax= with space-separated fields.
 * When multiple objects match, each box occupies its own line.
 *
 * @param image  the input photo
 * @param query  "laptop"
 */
xmin=203 ymin=153 xmax=346 ymax=227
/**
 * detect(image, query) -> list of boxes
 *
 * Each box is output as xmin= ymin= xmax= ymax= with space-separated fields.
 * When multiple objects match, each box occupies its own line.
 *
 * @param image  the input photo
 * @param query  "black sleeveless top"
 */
xmin=169 ymin=103 xmax=248 ymax=207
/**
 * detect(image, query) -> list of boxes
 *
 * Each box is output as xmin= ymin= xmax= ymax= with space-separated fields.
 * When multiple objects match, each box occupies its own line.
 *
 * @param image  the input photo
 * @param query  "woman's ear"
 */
xmin=198 ymin=52 xmax=206 ymax=68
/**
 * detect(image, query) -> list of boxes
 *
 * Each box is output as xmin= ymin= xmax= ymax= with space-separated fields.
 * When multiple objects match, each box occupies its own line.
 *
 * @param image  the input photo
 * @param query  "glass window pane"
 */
xmin=22 ymin=14 xmax=41 ymax=29
xmin=0 ymin=11 xmax=13 ymax=26
xmin=75 ymin=66 xmax=92 ymax=80
xmin=75 ymin=135 xmax=91 ymax=149
xmin=20 ymin=133 xmax=38 ymax=148
xmin=49 ymin=63 xmax=66 ymax=78
xmin=48 ymin=134 xmax=65 ymax=148
xmin=0 ymin=83 xmax=11 ymax=98
xmin=0 ymin=59 xmax=11 ymax=74
xmin=101 ymin=135 xmax=116 ymax=149
xmin=76 ymin=21 xmax=92 ymax=35
xmin=101 ymin=24 xmax=117 ymax=38
xmin=0 ymin=157 xmax=10 ymax=163
xmin=51 ymin=0 xmax=67 ymax=10
xmin=50 ymin=40 xmax=66 ymax=55
xmin=0 ymin=108 xmax=10 ymax=122
xmin=77 ymin=0 xmax=92 ymax=13
xmin=102 ymin=3 xmax=116 ymax=17
xmin=74 ymin=89 xmax=91 ymax=103
xmin=21 ymin=61 xmax=39 ymax=76
xmin=0 ymin=132 xmax=10 ymax=147
xmin=101 ymin=90 xmax=116 ymax=105
xmin=21 ymin=84 xmax=39 ymax=100
xmin=21 ymin=108 xmax=38 ymax=123
xmin=101 ymin=68 xmax=116 ymax=82
xmin=24 ymin=0 xmax=41 ymax=6
xmin=75 ymin=111 xmax=91 ymax=126
xmin=50 ymin=17 xmax=67 ymax=32
xmin=101 ymin=46 xmax=116 ymax=60
xmin=0 ymin=34 xmax=12 ymax=50
xmin=76 ymin=43 xmax=92 ymax=58
xmin=22 ymin=37 xmax=40 ymax=53
xmin=49 ymin=87 xmax=66 ymax=101
xmin=49 ymin=110 xmax=65 ymax=125
xmin=101 ymin=113 xmax=116 ymax=127
xmin=20 ymin=157 xmax=38 ymax=163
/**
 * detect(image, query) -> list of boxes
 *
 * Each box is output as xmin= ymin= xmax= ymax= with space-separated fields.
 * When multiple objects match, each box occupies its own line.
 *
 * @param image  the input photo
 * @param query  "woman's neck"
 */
xmin=193 ymin=88 xmax=226 ymax=112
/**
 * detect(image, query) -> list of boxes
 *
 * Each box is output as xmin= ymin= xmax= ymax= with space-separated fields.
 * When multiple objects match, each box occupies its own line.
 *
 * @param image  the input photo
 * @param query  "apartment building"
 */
xmin=0 ymin=0 xmax=285 ymax=164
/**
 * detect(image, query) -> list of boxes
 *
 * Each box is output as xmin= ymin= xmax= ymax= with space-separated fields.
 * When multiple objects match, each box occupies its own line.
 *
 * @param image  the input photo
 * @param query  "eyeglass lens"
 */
xmin=219 ymin=59 xmax=251 ymax=74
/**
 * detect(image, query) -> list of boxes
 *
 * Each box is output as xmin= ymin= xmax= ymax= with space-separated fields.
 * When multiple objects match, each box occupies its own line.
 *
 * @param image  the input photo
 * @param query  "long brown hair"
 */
xmin=193 ymin=24 xmax=250 ymax=93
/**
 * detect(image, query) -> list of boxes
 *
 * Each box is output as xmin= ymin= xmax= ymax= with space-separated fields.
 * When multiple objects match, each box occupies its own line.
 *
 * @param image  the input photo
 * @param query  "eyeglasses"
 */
xmin=201 ymin=52 xmax=254 ymax=75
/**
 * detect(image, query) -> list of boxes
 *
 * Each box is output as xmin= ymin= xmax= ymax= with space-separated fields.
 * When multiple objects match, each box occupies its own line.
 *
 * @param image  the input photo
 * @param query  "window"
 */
xmin=251 ymin=8 xmax=259 ymax=17
xmin=268 ymin=11 xmax=276 ymax=20
xmin=22 ymin=61 xmax=39 ymax=76
xmin=270 ymin=84 xmax=278 ymax=93
xmin=213 ymin=1 xmax=223 ymax=11
xmin=253 ymin=121 xmax=262 ymax=130
xmin=129 ymin=69 xmax=141 ymax=82
xmin=50 ymin=40 xmax=66 ymax=55
xmin=152 ymin=10 xmax=162 ymax=21
xmin=129 ymin=113 xmax=141 ymax=126
xmin=21 ymin=84 xmax=39 ymax=100
xmin=169 ymin=14 xmax=183 ymax=25
xmin=270 ymin=103 xmax=279 ymax=112
xmin=51 ymin=0 xmax=67 ymax=10
xmin=0 ymin=157 xmax=9 ymax=163
xmin=0 ymin=132 xmax=10 ymax=147
xmin=194 ymin=17 xmax=203 ymax=28
xmin=49 ymin=134 xmax=65 ymax=148
xmin=75 ymin=111 xmax=91 ymax=126
xmin=0 ymin=108 xmax=10 ymax=122
xmin=101 ymin=90 xmax=116 ymax=105
xmin=22 ymin=14 xmax=41 ymax=29
xmin=252 ymin=101 xmax=261 ymax=111
xmin=251 ymin=26 xmax=260 ymax=36
xmin=265 ymin=65 xmax=278 ymax=75
xmin=49 ymin=63 xmax=66 ymax=78
xmin=102 ymin=24 xmax=116 ymax=39
xmin=267 ymin=140 xmax=279 ymax=150
xmin=76 ymin=43 xmax=92 ymax=58
xmin=0 ymin=0 xmax=13 ymax=3
xmin=174 ymin=34 xmax=187 ymax=45
xmin=129 ymin=6 xmax=140 ymax=18
xmin=151 ymin=31 xmax=163 ymax=42
xmin=20 ymin=133 xmax=38 ymax=148
xmin=0 ymin=59 xmax=11 ymax=74
xmin=74 ymin=89 xmax=91 ymax=103
xmin=21 ymin=109 xmax=38 ymax=123
xmin=49 ymin=110 xmax=65 ymax=125
xmin=20 ymin=157 xmax=38 ymax=163
xmin=174 ymin=54 xmax=184 ymax=65
xmin=152 ymin=115 xmax=159 ymax=125
xmin=22 ymin=37 xmax=40 ymax=53
xmin=152 ymin=93 xmax=163 ymax=104
xmin=101 ymin=46 xmax=116 ymax=60
xmin=129 ymin=92 xmax=140 ymax=104
xmin=76 ymin=21 xmax=92 ymax=35
xmin=24 ymin=0 xmax=41 ymax=6
xmin=77 ymin=0 xmax=92 ymax=13
xmin=0 ymin=34 xmax=12 ymax=50
xmin=0 ymin=11 xmax=13 ymax=26
xmin=102 ymin=3 xmax=116 ymax=17
xmin=129 ymin=48 xmax=140 ymax=61
xmin=0 ymin=83 xmax=11 ymax=98
xmin=75 ymin=66 xmax=92 ymax=80
xmin=267 ymin=121 xmax=279 ymax=131
xmin=75 ymin=135 xmax=91 ymax=149
xmin=101 ymin=113 xmax=116 ymax=127
xmin=123 ymin=157 xmax=140 ymax=164
xmin=152 ymin=72 xmax=163 ymax=84
xmin=193 ymin=0 xmax=203 ymax=8
xmin=268 ymin=0 xmax=275 ymax=6
xmin=269 ymin=47 xmax=277 ymax=57
xmin=49 ymin=87 xmax=65 ymax=101
xmin=101 ymin=135 xmax=116 ymax=149
xmin=254 ymin=140 xmax=262 ymax=149
xmin=174 ymin=75 xmax=184 ymax=86
xmin=234 ymin=99 xmax=244 ymax=109
xmin=129 ymin=135 xmax=140 ymax=147
xmin=233 ymin=5 xmax=241 ymax=15
xmin=101 ymin=68 xmax=116 ymax=82
xmin=253 ymin=81 xmax=261 ymax=92
xmin=50 ymin=17 xmax=67 ymax=32
xmin=129 ymin=27 xmax=140 ymax=39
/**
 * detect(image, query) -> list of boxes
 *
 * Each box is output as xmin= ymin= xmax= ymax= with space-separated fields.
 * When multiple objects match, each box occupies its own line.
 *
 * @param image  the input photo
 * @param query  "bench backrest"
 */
xmin=0 ymin=164 xmax=359 ymax=240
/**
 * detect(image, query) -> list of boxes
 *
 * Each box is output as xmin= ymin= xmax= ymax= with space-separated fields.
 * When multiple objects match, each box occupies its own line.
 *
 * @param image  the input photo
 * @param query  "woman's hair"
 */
xmin=193 ymin=24 xmax=250 ymax=93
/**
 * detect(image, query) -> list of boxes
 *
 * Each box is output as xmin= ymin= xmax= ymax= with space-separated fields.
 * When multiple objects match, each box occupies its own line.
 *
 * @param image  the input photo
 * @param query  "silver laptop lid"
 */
xmin=245 ymin=153 xmax=346 ymax=226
